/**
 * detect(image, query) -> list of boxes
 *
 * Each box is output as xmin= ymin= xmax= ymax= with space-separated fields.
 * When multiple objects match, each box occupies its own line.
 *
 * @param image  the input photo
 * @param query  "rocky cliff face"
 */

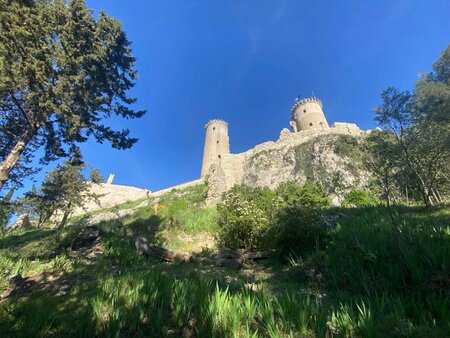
xmin=242 ymin=134 xmax=370 ymax=204
xmin=206 ymin=125 xmax=371 ymax=205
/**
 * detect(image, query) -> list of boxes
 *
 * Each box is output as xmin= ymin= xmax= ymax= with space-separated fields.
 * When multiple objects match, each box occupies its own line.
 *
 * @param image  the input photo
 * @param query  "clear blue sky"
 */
xmin=32 ymin=0 xmax=450 ymax=191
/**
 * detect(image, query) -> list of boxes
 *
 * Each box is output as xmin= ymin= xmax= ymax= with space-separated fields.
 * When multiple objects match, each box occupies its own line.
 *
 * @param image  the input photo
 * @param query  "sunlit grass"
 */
xmin=1 ymin=201 xmax=449 ymax=336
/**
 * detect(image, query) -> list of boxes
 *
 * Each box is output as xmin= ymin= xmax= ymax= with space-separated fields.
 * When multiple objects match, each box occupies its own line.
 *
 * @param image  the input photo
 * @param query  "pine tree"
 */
xmin=89 ymin=168 xmax=105 ymax=184
xmin=0 ymin=0 xmax=145 ymax=191
xmin=22 ymin=161 xmax=100 ymax=228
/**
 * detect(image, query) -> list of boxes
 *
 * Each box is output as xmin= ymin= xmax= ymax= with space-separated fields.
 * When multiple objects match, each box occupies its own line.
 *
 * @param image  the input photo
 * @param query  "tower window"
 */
xmin=218 ymin=155 xmax=221 ymax=158
xmin=309 ymin=123 xmax=313 ymax=127
xmin=213 ymin=127 xmax=216 ymax=130
xmin=217 ymin=141 xmax=219 ymax=144
xmin=303 ymin=109 xmax=306 ymax=113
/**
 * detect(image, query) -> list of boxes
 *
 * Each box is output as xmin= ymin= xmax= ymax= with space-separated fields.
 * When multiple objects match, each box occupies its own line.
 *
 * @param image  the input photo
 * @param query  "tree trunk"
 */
xmin=423 ymin=189 xmax=433 ymax=208
xmin=59 ymin=202 xmax=72 ymax=229
xmin=59 ymin=210 xmax=71 ymax=229
xmin=435 ymin=189 xmax=443 ymax=203
xmin=0 ymin=130 xmax=33 ymax=191
xmin=397 ymin=138 xmax=434 ymax=208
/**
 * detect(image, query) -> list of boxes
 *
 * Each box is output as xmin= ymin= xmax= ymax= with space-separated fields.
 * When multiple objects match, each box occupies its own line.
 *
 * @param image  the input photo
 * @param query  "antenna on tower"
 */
xmin=311 ymin=90 xmax=316 ymax=98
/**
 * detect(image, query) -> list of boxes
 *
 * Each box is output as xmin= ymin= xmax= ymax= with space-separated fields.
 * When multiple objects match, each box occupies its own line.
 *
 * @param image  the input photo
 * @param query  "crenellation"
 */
xmin=290 ymin=97 xmax=323 ymax=114
xmin=290 ymin=97 xmax=329 ymax=132
xmin=204 ymin=119 xmax=228 ymax=129
xmin=83 ymin=97 xmax=369 ymax=210
xmin=201 ymin=97 xmax=369 ymax=205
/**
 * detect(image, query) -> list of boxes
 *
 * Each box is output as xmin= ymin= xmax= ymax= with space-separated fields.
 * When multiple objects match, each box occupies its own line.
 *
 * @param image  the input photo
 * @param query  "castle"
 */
xmin=201 ymin=97 xmax=333 ymax=179
xmin=199 ymin=97 xmax=366 ymax=204
xmin=78 ymin=97 xmax=368 ymax=214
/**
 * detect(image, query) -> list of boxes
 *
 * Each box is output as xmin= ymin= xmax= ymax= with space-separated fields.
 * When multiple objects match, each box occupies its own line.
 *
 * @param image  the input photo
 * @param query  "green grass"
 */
xmin=1 ymin=201 xmax=449 ymax=336
xmin=323 ymin=205 xmax=450 ymax=296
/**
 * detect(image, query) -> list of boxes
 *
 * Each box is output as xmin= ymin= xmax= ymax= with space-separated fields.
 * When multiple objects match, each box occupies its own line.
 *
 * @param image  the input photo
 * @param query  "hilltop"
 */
xmin=1 ymin=182 xmax=449 ymax=336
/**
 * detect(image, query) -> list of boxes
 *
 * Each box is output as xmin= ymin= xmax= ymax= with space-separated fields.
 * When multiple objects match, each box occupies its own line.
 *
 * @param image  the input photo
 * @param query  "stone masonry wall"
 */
xmin=150 ymin=179 xmax=204 ymax=198
xmin=71 ymin=183 xmax=150 ymax=217
xmin=206 ymin=122 xmax=370 ymax=205
xmin=71 ymin=179 xmax=205 ymax=218
xmin=71 ymin=123 xmax=369 ymax=214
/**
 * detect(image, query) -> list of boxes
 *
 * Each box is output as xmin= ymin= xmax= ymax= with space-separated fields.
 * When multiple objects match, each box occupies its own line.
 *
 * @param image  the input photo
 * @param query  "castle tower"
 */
xmin=201 ymin=119 xmax=230 ymax=178
xmin=290 ymin=97 xmax=329 ymax=132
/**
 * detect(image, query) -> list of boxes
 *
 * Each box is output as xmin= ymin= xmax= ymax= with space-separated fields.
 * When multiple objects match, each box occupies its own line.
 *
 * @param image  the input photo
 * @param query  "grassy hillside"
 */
xmin=1 ymin=184 xmax=449 ymax=337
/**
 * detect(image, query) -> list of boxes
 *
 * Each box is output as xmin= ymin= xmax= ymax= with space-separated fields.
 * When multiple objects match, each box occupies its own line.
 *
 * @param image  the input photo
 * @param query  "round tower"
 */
xmin=290 ymin=97 xmax=329 ymax=132
xmin=201 ymin=119 xmax=230 ymax=178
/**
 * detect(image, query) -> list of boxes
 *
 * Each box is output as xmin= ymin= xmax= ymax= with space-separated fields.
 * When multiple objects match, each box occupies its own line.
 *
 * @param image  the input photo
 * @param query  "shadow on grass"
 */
xmin=0 ymin=228 xmax=56 ymax=250
xmin=1 ymin=203 xmax=449 ymax=336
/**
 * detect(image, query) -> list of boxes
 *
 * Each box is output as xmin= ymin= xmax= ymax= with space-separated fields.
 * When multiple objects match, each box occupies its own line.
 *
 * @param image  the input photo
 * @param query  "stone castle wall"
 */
xmin=150 ymin=179 xmax=204 ymax=198
xmin=71 ymin=179 xmax=205 ymax=218
xmin=71 ymin=120 xmax=368 ymax=215
xmin=206 ymin=122 xmax=369 ymax=205
xmin=70 ymin=183 xmax=149 ymax=217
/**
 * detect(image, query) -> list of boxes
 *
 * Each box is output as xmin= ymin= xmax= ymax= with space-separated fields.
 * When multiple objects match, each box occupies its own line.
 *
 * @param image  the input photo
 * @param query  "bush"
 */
xmin=217 ymin=192 xmax=269 ymax=250
xmin=276 ymin=181 xmax=331 ymax=207
xmin=226 ymin=185 xmax=278 ymax=221
xmin=342 ymin=189 xmax=379 ymax=207
xmin=268 ymin=204 xmax=325 ymax=255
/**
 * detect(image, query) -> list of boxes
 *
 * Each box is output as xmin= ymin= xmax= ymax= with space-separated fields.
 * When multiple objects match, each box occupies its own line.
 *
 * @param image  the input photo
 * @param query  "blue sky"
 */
xmin=29 ymin=0 xmax=450 ymax=192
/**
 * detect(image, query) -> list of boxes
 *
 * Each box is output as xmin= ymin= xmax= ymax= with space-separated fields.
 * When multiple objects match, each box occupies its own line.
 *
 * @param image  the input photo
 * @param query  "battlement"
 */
xmin=200 ymin=97 xmax=363 ymax=182
xmin=289 ymin=97 xmax=328 ymax=132
xmin=205 ymin=119 xmax=228 ymax=129
xmin=290 ymin=97 xmax=323 ymax=115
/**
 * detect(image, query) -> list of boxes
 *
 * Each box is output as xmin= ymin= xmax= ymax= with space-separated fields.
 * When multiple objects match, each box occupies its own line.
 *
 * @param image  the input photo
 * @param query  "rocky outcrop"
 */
xmin=71 ymin=225 xmax=100 ymax=250
xmin=206 ymin=124 xmax=371 ymax=205
xmin=8 ymin=214 xmax=34 ymax=232
xmin=205 ymin=163 xmax=227 ymax=206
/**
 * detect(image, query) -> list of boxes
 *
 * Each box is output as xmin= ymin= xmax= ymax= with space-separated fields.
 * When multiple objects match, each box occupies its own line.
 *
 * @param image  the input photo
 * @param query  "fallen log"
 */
xmin=135 ymin=237 xmax=269 ymax=266
xmin=212 ymin=248 xmax=269 ymax=261
xmin=135 ymin=237 xmax=192 ymax=262
xmin=242 ymin=251 xmax=269 ymax=262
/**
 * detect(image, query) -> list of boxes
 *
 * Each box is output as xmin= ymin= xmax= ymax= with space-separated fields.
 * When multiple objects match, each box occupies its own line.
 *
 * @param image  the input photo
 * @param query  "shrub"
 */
xmin=276 ymin=181 xmax=303 ymax=205
xmin=226 ymin=185 xmax=278 ymax=221
xmin=342 ymin=189 xmax=379 ymax=207
xmin=217 ymin=192 xmax=269 ymax=250
xmin=268 ymin=204 xmax=325 ymax=255
xmin=277 ymin=181 xmax=331 ymax=207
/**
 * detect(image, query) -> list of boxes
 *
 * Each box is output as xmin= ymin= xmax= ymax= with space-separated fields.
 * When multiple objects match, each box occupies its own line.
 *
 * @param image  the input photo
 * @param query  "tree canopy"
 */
xmin=20 ymin=160 xmax=100 ymax=228
xmin=0 ymin=0 xmax=145 ymax=192
xmin=371 ymin=45 xmax=450 ymax=206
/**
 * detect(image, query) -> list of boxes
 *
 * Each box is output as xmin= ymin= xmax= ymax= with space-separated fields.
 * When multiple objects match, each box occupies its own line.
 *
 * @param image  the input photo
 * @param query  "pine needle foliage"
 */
xmin=0 ymin=0 xmax=145 ymax=190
